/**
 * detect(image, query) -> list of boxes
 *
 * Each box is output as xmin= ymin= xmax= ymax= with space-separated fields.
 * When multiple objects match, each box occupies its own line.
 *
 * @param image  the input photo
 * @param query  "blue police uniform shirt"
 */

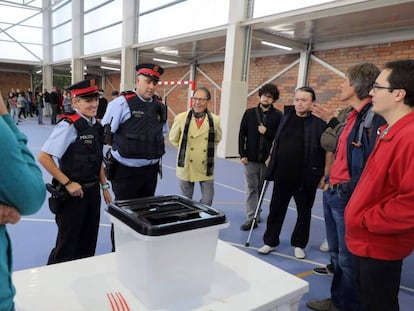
xmin=101 ymin=91 xmax=166 ymax=167
xmin=41 ymin=111 xmax=97 ymax=160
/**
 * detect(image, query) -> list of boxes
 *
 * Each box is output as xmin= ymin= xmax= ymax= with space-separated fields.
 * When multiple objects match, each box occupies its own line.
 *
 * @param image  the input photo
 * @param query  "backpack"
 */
xmin=320 ymin=106 xmax=352 ymax=152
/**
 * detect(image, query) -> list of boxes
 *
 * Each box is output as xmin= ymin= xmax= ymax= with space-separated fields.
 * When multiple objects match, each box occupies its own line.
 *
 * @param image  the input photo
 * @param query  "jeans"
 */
xmin=10 ymin=107 xmax=19 ymax=124
xmin=37 ymin=108 xmax=43 ymax=124
xmin=244 ymin=161 xmax=267 ymax=220
xmin=324 ymin=188 xmax=361 ymax=311
xmin=179 ymin=179 xmax=214 ymax=206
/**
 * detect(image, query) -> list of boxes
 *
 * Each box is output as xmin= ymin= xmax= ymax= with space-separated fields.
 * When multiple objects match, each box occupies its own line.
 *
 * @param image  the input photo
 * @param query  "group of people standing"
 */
xmin=38 ymin=62 xmax=222 ymax=261
xmin=239 ymin=60 xmax=414 ymax=311
xmin=2 ymin=59 xmax=414 ymax=311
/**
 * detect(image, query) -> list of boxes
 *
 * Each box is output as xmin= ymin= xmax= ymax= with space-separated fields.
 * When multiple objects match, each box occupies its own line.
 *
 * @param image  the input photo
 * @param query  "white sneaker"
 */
xmin=320 ymin=238 xmax=329 ymax=252
xmin=258 ymin=245 xmax=275 ymax=254
xmin=294 ymin=247 xmax=306 ymax=259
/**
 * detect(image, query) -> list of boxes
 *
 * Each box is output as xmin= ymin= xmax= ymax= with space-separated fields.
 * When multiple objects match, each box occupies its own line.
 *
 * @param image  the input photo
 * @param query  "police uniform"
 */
xmin=41 ymin=79 xmax=105 ymax=264
xmin=102 ymin=64 xmax=166 ymax=251
xmin=102 ymin=63 xmax=166 ymax=200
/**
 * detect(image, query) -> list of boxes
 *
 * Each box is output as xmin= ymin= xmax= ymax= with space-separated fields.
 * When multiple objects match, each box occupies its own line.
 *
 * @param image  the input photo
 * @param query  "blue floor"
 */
xmin=8 ymin=116 xmax=414 ymax=310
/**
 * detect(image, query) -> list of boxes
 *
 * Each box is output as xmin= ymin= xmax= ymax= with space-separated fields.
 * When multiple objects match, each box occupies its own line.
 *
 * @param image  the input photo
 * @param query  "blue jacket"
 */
xmin=0 ymin=114 xmax=45 ymax=311
xmin=340 ymin=102 xmax=386 ymax=200
xmin=266 ymin=105 xmax=326 ymax=190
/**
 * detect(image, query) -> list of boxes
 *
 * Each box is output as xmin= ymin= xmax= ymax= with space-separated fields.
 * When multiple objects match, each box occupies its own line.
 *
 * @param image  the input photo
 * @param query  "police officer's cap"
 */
xmin=66 ymin=79 xmax=99 ymax=98
xmin=135 ymin=63 xmax=164 ymax=81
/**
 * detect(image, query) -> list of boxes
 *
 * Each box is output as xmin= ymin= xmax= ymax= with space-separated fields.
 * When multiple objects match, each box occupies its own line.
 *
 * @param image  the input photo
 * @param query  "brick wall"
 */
xmin=0 ymin=72 xmax=31 ymax=97
xmin=2 ymin=40 xmax=414 ymax=120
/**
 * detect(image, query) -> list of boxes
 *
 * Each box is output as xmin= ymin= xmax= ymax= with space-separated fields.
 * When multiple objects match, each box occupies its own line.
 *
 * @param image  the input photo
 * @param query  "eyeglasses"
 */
xmin=371 ymin=83 xmax=394 ymax=92
xmin=191 ymin=97 xmax=208 ymax=102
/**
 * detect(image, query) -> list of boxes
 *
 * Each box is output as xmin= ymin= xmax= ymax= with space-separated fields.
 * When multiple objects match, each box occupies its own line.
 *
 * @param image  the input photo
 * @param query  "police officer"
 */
xmin=38 ymin=79 xmax=112 ymax=264
xmin=101 ymin=63 xmax=167 ymax=249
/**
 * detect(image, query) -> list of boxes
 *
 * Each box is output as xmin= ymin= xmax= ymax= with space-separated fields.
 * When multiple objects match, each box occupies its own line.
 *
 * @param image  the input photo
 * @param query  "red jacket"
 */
xmin=345 ymin=111 xmax=414 ymax=260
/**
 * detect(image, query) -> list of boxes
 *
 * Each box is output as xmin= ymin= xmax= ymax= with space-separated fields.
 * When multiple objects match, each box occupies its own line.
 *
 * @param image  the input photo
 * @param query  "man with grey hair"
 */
xmin=307 ymin=63 xmax=385 ymax=311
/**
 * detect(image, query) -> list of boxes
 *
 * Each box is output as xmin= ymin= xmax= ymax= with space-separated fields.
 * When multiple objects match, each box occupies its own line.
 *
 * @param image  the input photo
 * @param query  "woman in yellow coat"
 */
xmin=169 ymin=87 xmax=222 ymax=206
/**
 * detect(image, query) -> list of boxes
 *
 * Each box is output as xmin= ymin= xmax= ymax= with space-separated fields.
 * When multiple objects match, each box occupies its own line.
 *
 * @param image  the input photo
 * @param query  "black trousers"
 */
xmin=110 ymin=162 xmax=159 ymax=251
xmin=355 ymin=255 xmax=402 ymax=311
xmin=263 ymin=180 xmax=317 ymax=248
xmin=48 ymin=183 xmax=101 ymax=264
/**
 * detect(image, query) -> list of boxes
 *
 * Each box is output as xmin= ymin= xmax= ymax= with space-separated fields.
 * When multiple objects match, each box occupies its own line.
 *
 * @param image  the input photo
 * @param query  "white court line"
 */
xmin=21 ymin=217 xmax=111 ymax=227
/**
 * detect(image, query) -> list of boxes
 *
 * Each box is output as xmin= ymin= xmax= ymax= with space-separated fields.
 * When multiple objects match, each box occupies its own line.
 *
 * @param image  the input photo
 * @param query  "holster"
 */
xmin=48 ymin=196 xmax=63 ymax=214
xmin=103 ymin=149 xmax=117 ymax=180
xmin=46 ymin=180 xmax=69 ymax=214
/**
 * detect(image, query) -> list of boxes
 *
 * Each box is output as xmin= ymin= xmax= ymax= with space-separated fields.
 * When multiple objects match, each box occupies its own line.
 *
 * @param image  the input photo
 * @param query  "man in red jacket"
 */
xmin=345 ymin=59 xmax=414 ymax=311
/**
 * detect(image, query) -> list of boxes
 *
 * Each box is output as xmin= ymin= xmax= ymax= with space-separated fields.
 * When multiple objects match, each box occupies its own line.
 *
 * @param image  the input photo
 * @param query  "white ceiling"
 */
xmin=2 ymin=0 xmax=414 ymax=75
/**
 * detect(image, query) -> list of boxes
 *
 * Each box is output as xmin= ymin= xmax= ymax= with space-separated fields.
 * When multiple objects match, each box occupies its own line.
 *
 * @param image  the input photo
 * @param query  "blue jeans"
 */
xmin=324 ymin=188 xmax=362 ymax=311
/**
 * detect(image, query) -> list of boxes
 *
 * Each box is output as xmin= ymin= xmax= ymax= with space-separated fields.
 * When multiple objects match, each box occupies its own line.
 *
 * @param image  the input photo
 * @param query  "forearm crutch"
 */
xmin=245 ymin=179 xmax=269 ymax=247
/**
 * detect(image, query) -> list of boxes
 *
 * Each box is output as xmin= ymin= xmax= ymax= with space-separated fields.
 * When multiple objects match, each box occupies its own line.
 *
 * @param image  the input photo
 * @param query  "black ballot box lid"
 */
xmin=106 ymin=195 xmax=227 ymax=236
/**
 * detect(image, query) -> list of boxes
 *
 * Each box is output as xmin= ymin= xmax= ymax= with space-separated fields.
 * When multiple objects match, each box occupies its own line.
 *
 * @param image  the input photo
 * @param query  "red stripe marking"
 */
xmin=110 ymin=293 xmax=121 ymax=311
xmin=106 ymin=293 xmax=116 ymax=311
xmin=116 ymin=292 xmax=130 ymax=311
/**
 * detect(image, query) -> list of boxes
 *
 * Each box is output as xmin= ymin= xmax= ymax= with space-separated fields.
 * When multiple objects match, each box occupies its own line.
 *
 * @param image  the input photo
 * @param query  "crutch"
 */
xmin=245 ymin=179 xmax=269 ymax=247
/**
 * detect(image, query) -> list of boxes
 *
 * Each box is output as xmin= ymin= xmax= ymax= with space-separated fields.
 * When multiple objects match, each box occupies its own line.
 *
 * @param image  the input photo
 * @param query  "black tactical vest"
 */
xmin=112 ymin=92 xmax=166 ymax=159
xmin=59 ymin=114 xmax=104 ymax=183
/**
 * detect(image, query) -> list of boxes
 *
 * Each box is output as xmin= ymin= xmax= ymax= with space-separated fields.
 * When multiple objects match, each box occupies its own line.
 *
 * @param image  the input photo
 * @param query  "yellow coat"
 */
xmin=169 ymin=111 xmax=222 ymax=182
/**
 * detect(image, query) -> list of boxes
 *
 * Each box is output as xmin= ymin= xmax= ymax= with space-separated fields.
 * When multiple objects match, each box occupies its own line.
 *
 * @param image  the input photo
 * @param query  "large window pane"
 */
xmin=0 ymin=41 xmax=41 ymax=61
xmin=52 ymin=1 xmax=72 ymax=27
xmin=253 ymin=0 xmax=337 ymax=18
xmin=84 ymin=0 xmax=114 ymax=11
xmin=7 ymin=25 xmax=41 ymax=44
xmin=139 ymin=0 xmax=178 ymax=13
xmin=84 ymin=0 xmax=122 ymax=33
xmin=53 ymin=41 xmax=72 ymax=62
xmin=84 ymin=24 xmax=122 ymax=55
xmin=53 ymin=22 xmax=72 ymax=44
xmin=138 ymin=0 xmax=229 ymax=43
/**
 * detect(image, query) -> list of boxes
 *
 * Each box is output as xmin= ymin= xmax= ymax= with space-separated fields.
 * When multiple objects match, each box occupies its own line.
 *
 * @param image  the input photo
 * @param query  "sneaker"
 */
xmin=306 ymin=298 xmax=332 ymax=311
xmin=240 ymin=219 xmax=257 ymax=231
xmin=294 ymin=247 xmax=306 ymax=259
xmin=258 ymin=244 xmax=275 ymax=254
xmin=313 ymin=264 xmax=334 ymax=276
xmin=320 ymin=238 xmax=329 ymax=252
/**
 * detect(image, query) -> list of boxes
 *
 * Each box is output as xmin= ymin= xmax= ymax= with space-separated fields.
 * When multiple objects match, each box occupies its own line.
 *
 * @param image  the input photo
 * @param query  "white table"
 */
xmin=13 ymin=240 xmax=308 ymax=311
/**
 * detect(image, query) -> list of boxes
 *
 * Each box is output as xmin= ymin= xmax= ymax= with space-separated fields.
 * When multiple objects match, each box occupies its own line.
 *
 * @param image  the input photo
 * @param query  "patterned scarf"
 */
xmin=177 ymin=109 xmax=215 ymax=176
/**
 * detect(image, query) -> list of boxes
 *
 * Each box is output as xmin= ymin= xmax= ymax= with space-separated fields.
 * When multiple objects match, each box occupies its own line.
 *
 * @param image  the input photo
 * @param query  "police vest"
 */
xmin=112 ymin=92 xmax=166 ymax=159
xmin=59 ymin=113 xmax=104 ymax=183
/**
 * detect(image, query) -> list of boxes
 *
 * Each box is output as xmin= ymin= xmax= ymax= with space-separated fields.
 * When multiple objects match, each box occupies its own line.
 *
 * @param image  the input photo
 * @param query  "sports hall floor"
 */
xmin=8 ymin=116 xmax=414 ymax=310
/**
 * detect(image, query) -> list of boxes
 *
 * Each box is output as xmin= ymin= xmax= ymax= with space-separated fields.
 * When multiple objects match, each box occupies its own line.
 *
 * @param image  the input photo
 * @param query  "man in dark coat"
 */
xmin=238 ymin=83 xmax=282 ymax=230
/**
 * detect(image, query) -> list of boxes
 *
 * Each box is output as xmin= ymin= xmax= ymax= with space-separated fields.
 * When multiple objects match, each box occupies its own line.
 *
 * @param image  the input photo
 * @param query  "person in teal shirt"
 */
xmin=0 ymin=92 xmax=46 ymax=311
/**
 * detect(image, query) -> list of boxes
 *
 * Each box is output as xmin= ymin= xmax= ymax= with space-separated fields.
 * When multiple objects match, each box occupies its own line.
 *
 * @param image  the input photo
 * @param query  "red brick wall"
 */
xmin=3 ymin=40 xmax=414 ymax=119
xmin=0 ymin=72 xmax=31 ymax=98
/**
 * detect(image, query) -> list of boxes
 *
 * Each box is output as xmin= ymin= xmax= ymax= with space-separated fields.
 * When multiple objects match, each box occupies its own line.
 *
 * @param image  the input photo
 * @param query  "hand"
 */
xmin=103 ymin=189 xmax=113 ymax=205
xmin=311 ymin=104 xmax=335 ymax=123
xmin=258 ymin=124 xmax=267 ymax=134
xmin=318 ymin=176 xmax=327 ymax=189
xmin=240 ymin=157 xmax=248 ymax=165
xmin=66 ymin=181 xmax=84 ymax=198
xmin=265 ymin=155 xmax=271 ymax=167
xmin=0 ymin=92 xmax=8 ymax=115
xmin=0 ymin=204 xmax=21 ymax=224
